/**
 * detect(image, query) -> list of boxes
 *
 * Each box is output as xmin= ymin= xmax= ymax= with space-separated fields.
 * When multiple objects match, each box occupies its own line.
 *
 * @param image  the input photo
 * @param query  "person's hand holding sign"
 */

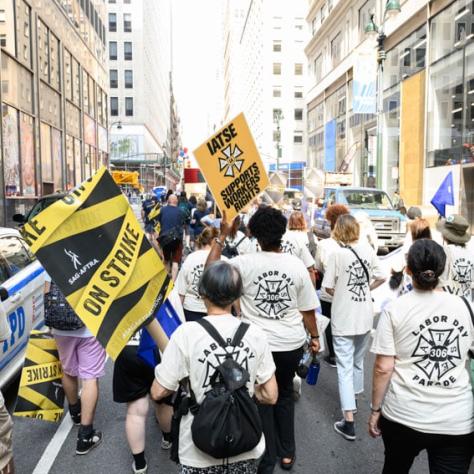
xmin=219 ymin=211 xmax=234 ymax=240
xmin=206 ymin=211 xmax=236 ymax=267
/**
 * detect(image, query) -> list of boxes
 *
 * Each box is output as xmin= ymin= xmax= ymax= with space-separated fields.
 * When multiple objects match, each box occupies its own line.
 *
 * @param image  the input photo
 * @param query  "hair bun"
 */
xmin=419 ymin=269 xmax=435 ymax=280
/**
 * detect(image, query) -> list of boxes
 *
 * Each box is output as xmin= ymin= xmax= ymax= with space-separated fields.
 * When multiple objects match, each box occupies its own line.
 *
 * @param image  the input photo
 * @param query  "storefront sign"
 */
xmin=21 ymin=167 xmax=172 ymax=360
xmin=193 ymin=113 xmax=269 ymax=220
xmin=353 ymin=49 xmax=377 ymax=114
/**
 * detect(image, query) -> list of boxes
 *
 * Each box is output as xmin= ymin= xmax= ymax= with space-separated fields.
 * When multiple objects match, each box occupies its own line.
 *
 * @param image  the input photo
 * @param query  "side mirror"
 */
xmin=0 ymin=287 xmax=9 ymax=302
xmin=12 ymin=214 xmax=25 ymax=223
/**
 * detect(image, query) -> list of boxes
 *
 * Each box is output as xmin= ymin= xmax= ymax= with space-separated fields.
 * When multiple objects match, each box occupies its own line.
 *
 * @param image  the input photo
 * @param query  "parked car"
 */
xmin=13 ymin=193 xmax=67 ymax=225
xmin=313 ymin=187 xmax=407 ymax=249
xmin=0 ymin=228 xmax=46 ymax=388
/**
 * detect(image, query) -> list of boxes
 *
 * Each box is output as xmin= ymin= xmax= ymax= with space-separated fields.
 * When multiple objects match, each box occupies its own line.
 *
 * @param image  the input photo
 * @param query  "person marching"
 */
xmin=207 ymin=207 xmax=320 ymax=472
xmin=151 ymin=261 xmax=278 ymax=474
xmin=437 ymin=214 xmax=474 ymax=301
xmin=369 ymin=239 xmax=474 ymax=473
xmin=314 ymin=204 xmax=350 ymax=367
xmin=175 ymin=227 xmax=226 ymax=322
xmin=322 ymin=214 xmax=385 ymax=441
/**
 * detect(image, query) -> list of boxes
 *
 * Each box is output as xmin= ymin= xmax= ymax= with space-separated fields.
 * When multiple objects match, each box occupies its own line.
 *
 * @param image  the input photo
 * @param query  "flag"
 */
xmin=430 ymin=171 xmax=454 ymax=217
xmin=137 ymin=299 xmax=182 ymax=368
xmin=21 ymin=167 xmax=172 ymax=360
xmin=14 ymin=331 xmax=65 ymax=422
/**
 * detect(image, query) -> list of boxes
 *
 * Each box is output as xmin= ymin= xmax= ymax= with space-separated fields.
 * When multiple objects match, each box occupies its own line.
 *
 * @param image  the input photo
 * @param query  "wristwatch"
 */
xmin=370 ymin=403 xmax=382 ymax=413
xmin=310 ymin=335 xmax=320 ymax=339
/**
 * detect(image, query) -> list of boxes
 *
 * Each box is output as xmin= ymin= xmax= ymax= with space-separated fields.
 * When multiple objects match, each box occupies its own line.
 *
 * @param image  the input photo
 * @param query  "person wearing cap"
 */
xmin=438 ymin=214 xmax=474 ymax=301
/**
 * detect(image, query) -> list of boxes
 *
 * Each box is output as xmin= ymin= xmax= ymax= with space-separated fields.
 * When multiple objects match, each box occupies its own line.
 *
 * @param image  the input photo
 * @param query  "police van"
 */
xmin=0 ymin=227 xmax=45 ymax=388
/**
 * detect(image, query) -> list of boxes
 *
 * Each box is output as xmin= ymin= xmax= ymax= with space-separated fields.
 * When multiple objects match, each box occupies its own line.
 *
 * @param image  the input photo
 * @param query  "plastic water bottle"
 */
xmin=306 ymin=353 xmax=321 ymax=386
xmin=296 ymin=350 xmax=312 ymax=378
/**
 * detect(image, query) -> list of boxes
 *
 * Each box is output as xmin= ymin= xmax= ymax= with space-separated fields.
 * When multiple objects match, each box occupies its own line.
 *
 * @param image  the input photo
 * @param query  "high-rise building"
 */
xmin=107 ymin=0 xmax=179 ymax=190
xmin=0 ymin=0 xmax=108 ymax=225
xmin=224 ymin=0 xmax=309 ymax=189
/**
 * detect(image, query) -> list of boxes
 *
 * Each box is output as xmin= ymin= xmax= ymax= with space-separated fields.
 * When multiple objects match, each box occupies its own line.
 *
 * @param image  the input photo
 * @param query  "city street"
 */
xmin=5 ymin=353 xmax=430 ymax=474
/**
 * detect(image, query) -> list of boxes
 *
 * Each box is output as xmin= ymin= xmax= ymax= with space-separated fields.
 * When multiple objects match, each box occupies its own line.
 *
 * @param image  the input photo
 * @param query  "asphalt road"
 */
xmin=5 ymin=352 xmax=435 ymax=474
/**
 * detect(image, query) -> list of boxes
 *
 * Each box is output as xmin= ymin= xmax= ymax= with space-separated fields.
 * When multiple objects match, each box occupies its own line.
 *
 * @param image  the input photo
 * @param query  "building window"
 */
xmin=124 ymin=41 xmax=132 ymax=60
xmin=109 ymin=41 xmax=117 ymax=60
xmin=0 ymin=9 xmax=5 ymax=22
xmin=295 ymin=23 xmax=303 ymax=31
xmin=294 ymin=133 xmax=303 ymax=143
xmin=294 ymin=109 xmax=303 ymax=120
xmin=108 ymin=0 xmax=116 ymax=3
xmin=125 ymin=97 xmax=133 ymax=116
xmin=273 ymin=87 xmax=281 ymax=97
xmin=123 ymin=13 xmax=132 ymax=32
xmin=108 ymin=12 xmax=116 ymax=32
xmin=0 ymin=34 xmax=5 ymax=46
xmin=124 ymin=0 xmax=131 ymax=3
xmin=314 ymin=54 xmax=322 ymax=81
xmin=273 ymin=40 xmax=281 ymax=52
xmin=331 ymin=32 xmax=342 ymax=66
xmin=273 ymin=63 xmax=281 ymax=75
xmin=124 ymin=70 xmax=133 ymax=88
xmin=294 ymin=63 xmax=303 ymax=75
xmin=110 ymin=69 xmax=118 ymax=88
xmin=359 ymin=1 xmax=375 ymax=39
xmin=294 ymin=89 xmax=303 ymax=98
xmin=273 ymin=108 xmax=282 ymax=120
xmin=110 ymin=97 xmax=118 ymax=116
xmin=321 ymin=3 xmax=327 ymax=23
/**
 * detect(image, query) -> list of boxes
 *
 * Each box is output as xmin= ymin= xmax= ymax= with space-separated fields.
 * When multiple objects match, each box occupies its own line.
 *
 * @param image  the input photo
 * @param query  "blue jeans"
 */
xmin=333 ymin=332 xmax=371 ymax=411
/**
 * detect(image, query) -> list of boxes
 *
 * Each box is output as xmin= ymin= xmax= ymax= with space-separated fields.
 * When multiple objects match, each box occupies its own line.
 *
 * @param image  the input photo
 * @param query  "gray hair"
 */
xmin=198 ymin=261 xmax=242 ymax=308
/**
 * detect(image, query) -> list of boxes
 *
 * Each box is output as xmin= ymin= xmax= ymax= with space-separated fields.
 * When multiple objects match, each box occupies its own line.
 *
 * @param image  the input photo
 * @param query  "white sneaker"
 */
xmin=132 ymin=461 xmax=148 ymax=474
xmin=161 ymin=439 xmax=172 ymax=450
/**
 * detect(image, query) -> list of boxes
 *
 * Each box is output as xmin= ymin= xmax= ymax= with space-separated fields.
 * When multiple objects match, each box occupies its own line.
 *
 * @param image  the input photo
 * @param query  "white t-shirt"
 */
xmin=225 ymin=231 xmax=254 ymax=256
xmin=155 ymin=315 xmax=276 ymax=468
xmin=371 ymin=290 xmax=474 ymax=435
xmin=439 ymin=244 xmax=474 ymax=301
xmin=176 ymin=250 xmax=228 ymax=313
xmin=322 ymin=241 xmax=384 ymax=336
xmin=281 ymin=230 xmax=315 ymax=269
xmin=315 ymin=237 xmax=340 ymax=303
xmin=230 ymin=252 xmax=320 ymax=351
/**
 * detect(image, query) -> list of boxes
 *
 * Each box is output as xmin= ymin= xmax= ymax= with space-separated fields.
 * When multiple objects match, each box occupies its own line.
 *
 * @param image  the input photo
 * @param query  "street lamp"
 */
xmin=365 ymin=0 xmax=401 ymax=188
xmin=273 ymin=110 xmax=284 ymax=171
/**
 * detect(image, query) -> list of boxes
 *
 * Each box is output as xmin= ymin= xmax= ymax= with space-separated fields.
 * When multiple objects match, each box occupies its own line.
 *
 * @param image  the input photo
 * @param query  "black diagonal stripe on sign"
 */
xmin=36 ymin=215 xmax=124 ymax=296
xmin=95 ymin=282 xmax=148 ymax=348
xmin=15 ymin=395 xmax=43 ymax=413
xmin=29 ymin=380 xmax=65 ymax=407
xmin=77 ymin=171 xmax=122 ymax=211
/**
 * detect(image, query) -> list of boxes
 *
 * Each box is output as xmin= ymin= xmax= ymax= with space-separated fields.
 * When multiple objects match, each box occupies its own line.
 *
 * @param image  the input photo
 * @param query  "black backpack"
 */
xmin=222 ymin=235 xmax=246 ymax=259
xmin=190 ymin=318 xmax=262 ymax=459
xmin=44 ymin=282 xmax=85 ymax=331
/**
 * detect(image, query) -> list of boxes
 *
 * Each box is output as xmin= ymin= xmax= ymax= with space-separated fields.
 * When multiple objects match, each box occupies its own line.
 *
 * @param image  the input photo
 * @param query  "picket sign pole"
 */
xmin=145 ymin=318 xmax=169 ymax=352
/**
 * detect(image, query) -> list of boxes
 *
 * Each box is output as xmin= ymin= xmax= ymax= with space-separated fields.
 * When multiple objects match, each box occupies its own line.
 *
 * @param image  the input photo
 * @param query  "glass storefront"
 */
xmin=427 ymin=0 xmax=474 ymax=167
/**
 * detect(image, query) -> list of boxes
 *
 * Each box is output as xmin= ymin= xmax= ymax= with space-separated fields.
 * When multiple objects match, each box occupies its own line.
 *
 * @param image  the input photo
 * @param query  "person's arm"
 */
xmin=322 ymin=251 xmax=337 ymax=297
xmin=370 ymin=253 xmax=386 ymax=291
xmin=370 ymin=278 xmax=385 ymax=291
xmin=205 ymin=211 xmax=233 ymax=268
xmin=150 ymin=380 xmax=174 ymax=401
xmin=325 ymin=287 xmax=335 ymax=296
xmin=254 ymin=374 xmax=278 ymax=405
xmin=368 ymin=355 xmax=395 ymax=438
xmin=301 ymin=309 xmax=320 ymax=353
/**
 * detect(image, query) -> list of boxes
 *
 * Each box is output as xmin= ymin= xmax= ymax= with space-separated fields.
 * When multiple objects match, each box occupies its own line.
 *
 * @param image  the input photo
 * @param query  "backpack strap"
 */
xmin=234 ymin=235 xmax=247 ymax=249
xmin=230 ymin=322 xmax=249 ymax=347
xmin=344 ymin=245 xmax=370 ymax=285
xmin=196 ymin=318 xmax=228 ymax=349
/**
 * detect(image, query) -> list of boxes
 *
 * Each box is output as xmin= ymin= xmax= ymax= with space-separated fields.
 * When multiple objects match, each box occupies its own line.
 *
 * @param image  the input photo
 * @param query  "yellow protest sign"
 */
xmin=193 ymin=113 xmax=269 ymax=220
xmin=22 ymin=167 xmax=172 ymax=360
xmin=14 ymin=331 xmax=65 ymax=422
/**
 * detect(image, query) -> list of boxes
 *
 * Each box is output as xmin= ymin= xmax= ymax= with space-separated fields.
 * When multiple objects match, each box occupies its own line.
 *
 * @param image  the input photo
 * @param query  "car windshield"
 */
xmin=341 ymin=190 xmax=394 ymax=210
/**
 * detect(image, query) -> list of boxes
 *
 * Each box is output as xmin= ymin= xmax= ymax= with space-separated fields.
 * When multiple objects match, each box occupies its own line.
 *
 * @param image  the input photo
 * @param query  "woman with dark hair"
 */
xmin=369 ymin=239 xmax=474 ymax=473
xmin=151 ymin=261 xmax=278 ymax=474
xmin=207 ymin=206 xmax=320 ymax=472
xmin=175 ymin=227 xmax=224 ymax=322
xmin=315 ymin=204 xmax=350 ymax=367
xmin=323 ymin=214 xmax=385 ymax=441
xmin=190 ymin=198 xmax=208 ymax=239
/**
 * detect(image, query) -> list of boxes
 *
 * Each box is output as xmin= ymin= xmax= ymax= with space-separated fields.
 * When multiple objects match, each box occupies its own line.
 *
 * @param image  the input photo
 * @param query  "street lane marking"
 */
xmin=32 ymin=414 xmax=73 ymax=474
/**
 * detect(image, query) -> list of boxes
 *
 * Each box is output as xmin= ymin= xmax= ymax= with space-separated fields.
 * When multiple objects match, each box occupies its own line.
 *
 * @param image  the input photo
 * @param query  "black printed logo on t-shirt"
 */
xmin=190 ymin=264 xmax=204 ymax=295
xmin=410 ymin=314 xmax=469 ymax=387
xmin=449 ymin=257 xmax=473 ymax=298
xmin=281 ymin=240 xmax=297 ymax=255
xmin=253 ymin=270 xmax=294 ymax=319
xmin=197 ymin=339 xmax=255 ymax=389
xmin=346 ymin=260 xmax=368 ymax=302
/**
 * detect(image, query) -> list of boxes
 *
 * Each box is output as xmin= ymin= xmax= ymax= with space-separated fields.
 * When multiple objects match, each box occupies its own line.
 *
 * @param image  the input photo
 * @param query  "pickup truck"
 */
xmin=313 ymin=187 xmax=407 ymax=249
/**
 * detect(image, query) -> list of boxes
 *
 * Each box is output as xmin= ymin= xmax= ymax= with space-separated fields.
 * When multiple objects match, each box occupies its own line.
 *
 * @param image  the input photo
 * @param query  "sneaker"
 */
xmin=132 ymin=461 xmax=148 ymax=474
xmin=76 ymin=430 xmax=103 ymax=455
xmin=161 ymin=439 xmax=172 ymax=450
xmin=70 ymin=411 xmax=81 ymax=426
xmin=324 ymin=355 xmax=337 ymax=368
xmin=334 ymin=419 xmax=356 ymax=441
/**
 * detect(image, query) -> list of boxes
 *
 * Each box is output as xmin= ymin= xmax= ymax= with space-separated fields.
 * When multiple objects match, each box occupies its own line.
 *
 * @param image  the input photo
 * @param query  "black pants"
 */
xmin=320 ymin=300 xmax=335 ymax=359
xmin=257 ymin=347 xmax=303 ymax=474
xmin=380 ymin=416 xmax=474 ymax=474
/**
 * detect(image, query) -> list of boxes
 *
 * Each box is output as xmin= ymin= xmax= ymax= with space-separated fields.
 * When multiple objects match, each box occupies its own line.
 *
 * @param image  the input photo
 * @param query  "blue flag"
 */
xmin=137 ymin=299 xmax=182 ymax=368
xmin=430 ymin=171 xmax=454 ymax=217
